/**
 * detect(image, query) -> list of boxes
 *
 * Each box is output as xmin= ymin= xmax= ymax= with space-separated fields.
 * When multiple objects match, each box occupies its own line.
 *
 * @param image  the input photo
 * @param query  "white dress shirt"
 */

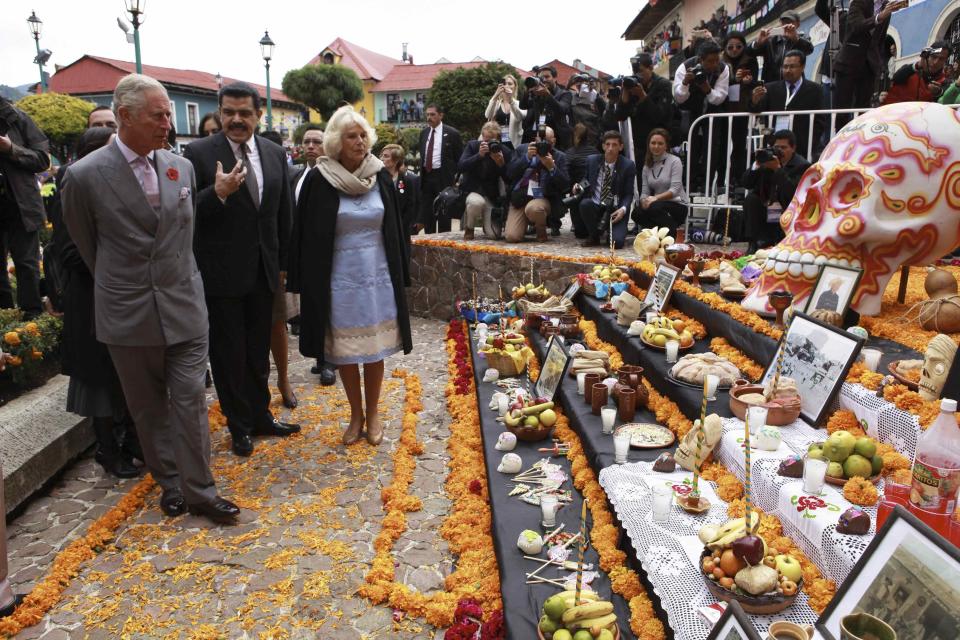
xmin=228 ymin=136 xmax=264 ymax=203
xmin=295 ymin=163 xmax=315 ymax=203
xmin=427 ymin=122 xmax=444 ymax=170
xmin=672 ymin=62 xmax=730 ymax=106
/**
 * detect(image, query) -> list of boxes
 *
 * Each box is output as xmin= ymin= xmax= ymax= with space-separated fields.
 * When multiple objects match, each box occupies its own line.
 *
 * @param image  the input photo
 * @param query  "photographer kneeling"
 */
xmin=577 ymin=131 xmax=635 ymax=249
xmin=741 ymin=130 xmax=810 ymax=255
xmin=459 ymin=122 xmax=511 ymax=240
xmin=504 ymin=126 xmax=570 ymax=243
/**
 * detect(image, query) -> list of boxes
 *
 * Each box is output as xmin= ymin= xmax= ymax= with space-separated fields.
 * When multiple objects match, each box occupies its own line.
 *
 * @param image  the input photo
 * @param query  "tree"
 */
xmin=426 ymin=62 xmax=521 ymax=139
xmin=281 ymin=65 xmax=364 ymax=121
xmin=372 ymin=123 xmax=398 ymax=156
xmin=16 ymin=93 xmax=95 ymax=161
xmin=292 ymin=121 xmax=324 ymax=144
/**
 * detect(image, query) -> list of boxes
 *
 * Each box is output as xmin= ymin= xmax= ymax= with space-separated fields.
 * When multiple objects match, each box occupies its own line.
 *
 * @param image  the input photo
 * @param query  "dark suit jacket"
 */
xmin=612 ymin=75 xmax=675 ymax=159
xmin=0 ymin=100 xmax=49 ymax=231
xmin=457 ymin=139 xmax=511 ymax=201
xmin=395 ymin=170 xmax=420 ymax=235
xmin=418 ymin=123 xmax=462 ymax=188
xmin=751 ymin=78 xmax=826 ymax=157
xmin=749 ymin=34 xmax=815 ymax=84
xmin=505 ymin=145 xmax=571 ymax=215
xmin=741 ymin=152 xmax=811 ymax=209
xmin=286 ymin=168 xmax=411 ymax=360
xmin=184 ymin=132 xmax=292 ymax=298
xmin=834 ymin=0 xmax=891 ymax=76
xmin=583 ymin=154 xmax=636 ymax=214
xmin=520 ymin=86 xmax=573 ymax=148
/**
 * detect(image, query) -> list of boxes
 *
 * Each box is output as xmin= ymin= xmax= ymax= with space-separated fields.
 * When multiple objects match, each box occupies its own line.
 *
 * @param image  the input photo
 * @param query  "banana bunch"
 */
xmin=698 ymin=513 xmax=761 ymax=551
xmin=590 ymin=265 xmax=629 ymax=285
xmin=568 ymin=349 xmax=610 ymax=377
xmin=633 ymin=227 xmax=674 ymax=262
xmin=540 ymin=591 xmax=618 ymax=640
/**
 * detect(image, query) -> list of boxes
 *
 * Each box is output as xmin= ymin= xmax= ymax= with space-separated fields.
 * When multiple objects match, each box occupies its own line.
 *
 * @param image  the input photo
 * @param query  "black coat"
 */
xmin=749 ymin=34 xmax=815 ymax=84
xmin=520 ymin=86 xmax=573 ymax=149
xmin=183 ymin=132 xmax=292 ymax=297
xmin=395 ymin=169 xmax=420 ymax=235
xmin=286 ymin=167 xmax=412 ymax=360
xmin=418 ymin=123 xmax=463 ymax=188
xmin=458 ymin=139 xmax=510 ymax=201
xmin=0 ymin=99 xmax=49 ymax=231
xmin=834 ymin=0 xmax=891 ymax=77
xmin=612 ymin=74 xmax=675 ymax=159
xmin=750 ymin=78 xmax=826 ymax=158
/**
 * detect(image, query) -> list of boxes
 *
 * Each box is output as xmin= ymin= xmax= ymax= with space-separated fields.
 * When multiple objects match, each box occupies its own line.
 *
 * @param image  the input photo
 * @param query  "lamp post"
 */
xmin=215 ymin=72 xmax=223 ymax=89
xmin=27 ymin=12 xmax=46 ymax=93
xmin=260 ymin=31 xmax=275 ymax=131
xmin=125 ymin=0 xmax=145 ymax=74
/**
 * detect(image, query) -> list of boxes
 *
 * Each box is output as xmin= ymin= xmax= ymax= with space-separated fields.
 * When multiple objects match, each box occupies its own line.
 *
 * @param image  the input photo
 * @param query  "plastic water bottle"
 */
xmin=909 ymin=398 xmax=960 ymax=539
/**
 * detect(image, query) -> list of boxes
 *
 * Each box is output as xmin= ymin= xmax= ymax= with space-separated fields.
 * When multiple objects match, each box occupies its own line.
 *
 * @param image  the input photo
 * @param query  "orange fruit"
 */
xmin=672 ymin=320 xmax=686 ymax=333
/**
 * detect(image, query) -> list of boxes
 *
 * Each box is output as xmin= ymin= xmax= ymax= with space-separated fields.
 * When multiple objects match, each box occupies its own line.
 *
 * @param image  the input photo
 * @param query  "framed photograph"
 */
xmin=535 ymin=335 xmax=571 ymax=402
xmin=706 ymin=601 xmax=761 ymax=640
xmin=562 ymin=279 xmax=581 ymax=302
xmin=816 ymin=505 xmax=960 ymax=640
xmin=759 ymin=311 xmax=865 ymax=425
xmin=644 ymin=263 xmax=681 ymax=312
xmin=801 ymin=264 xmax=864 ymax=316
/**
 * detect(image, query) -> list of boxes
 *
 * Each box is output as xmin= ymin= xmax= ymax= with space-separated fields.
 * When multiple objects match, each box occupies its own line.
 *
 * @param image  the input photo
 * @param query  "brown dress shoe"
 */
xmin=342 ymin=419 xmax=364 ymax=446
xmin=535 ymin=227 xmax=549 ymax=242
xmin=366 ymin=418 xmax=383 ymax=445
xmin=464 ymin=228 xmax=475 ymax=240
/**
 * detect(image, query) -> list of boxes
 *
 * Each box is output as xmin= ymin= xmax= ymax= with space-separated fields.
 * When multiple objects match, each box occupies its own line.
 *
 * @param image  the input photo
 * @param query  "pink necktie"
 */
xmin=137 ymin=156 xmax=161 ymax=210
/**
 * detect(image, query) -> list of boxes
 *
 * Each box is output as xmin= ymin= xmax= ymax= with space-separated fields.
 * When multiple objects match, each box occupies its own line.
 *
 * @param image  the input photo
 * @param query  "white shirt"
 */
xmin=114 ymin=136 xmax=158 ymax=203
xmin=295 ymin=163 xmax=315 ymax=203
xmin=593 ymin=161 xmax=616 ymax=204
xmin=228 ymin=136 xmax=264 ymax=203
xmin=427 ymin=122 xmax=444 ymax=170
xmin=672 ymin=61 xmax=730 ymax=106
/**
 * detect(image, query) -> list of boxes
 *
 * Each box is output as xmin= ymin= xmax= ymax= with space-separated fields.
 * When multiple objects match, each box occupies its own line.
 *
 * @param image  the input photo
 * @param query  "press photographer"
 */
xmin=748 ymin=10 xmax=814 ymax=83
xmin=834 ymin=0 xmax=903 ymax=111
xmin=576 ymin=131 xmax=636 ymax=250
xmin=504 ymin=126 xmax=569 ymax=243
xmin=883 ymin=41 xmax=950 ymax=104
xmin=741 ymin=130 xmax=810 ymax=255
xmin=520 ymin=66 xmax=573 ymax=150
xmin=568 ymin=73 xmax=607 ymax=150
xmin=611 ymin=53 xmax=674 ymax=167
xmin=458 ymin=122 xmax=511 ymax=241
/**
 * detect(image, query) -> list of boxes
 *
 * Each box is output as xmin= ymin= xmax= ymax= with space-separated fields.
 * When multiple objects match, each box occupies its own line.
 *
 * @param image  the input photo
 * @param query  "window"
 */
xmin=169 ymin=100 xmax=178 ymax=133
xmin=186 ymin=102 xmax=199 ymax=135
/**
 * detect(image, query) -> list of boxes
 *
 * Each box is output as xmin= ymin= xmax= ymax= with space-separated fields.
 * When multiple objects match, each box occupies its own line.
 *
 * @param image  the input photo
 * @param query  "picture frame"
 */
xmin=644 ymin=263 xmax=681 ymax=312
xmin=759 ymin=311 xmax=865 ymax=425
xmin=705 ymin=601 xmax=762 ymax=640
xmin=801 ymin=263 xmax=864 ymax=316
xmin=816 ymin=505 xmax=960 ymax=640
xmin=562 ymin=279 xmax=581 ymax=302
xmin=535 ymin=335 xmax=571 ymax=402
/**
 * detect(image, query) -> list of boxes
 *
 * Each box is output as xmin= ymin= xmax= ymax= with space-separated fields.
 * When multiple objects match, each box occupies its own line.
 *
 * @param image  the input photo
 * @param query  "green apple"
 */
xmin=807 ymin=448 xmax=826 ymax=462
xmin=552 ymin=629 xmax=573 ymax=640
xmin=854 ymin=436 xmax=877 ymax=459
xmin=540 ymin=614 xmax=560 ymax=637
xmin=598 ymin=630 xmax=615 ymax=640
xmin=822 ymin=439 xmax=852 ymax=463
xmin=807 ymin=443 xmax=823 ymax=454
xmin=573 ymin=631 xmax=593 ymax=640
xmin=827 ymin=462 xmax=845 ymax=478
xmin=524 ymin=415 xmax=541 ymax=428
xmin=774 ymin=554 xmax=803 ymax=583
xmin=538 ymin=408 xmax=557 ymax=427
xmin=872 ymin=454 xmax=884 ymax=476
xmin=843 ymin=454 xmax=874 ymax=479
xmin=543 ymin=595 xmax=568 ymax=621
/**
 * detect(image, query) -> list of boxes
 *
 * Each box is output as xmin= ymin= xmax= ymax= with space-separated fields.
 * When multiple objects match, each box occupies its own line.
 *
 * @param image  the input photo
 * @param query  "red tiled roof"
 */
xmin=46 ymin=55 xmax=295 ymax=104
xmin=374 ymin=61 xmax=489 ymax=92
xmin=538 ymin=59 xmax=612 ymax=87
xmin=307 ymin=38 xmax=400 ymax=81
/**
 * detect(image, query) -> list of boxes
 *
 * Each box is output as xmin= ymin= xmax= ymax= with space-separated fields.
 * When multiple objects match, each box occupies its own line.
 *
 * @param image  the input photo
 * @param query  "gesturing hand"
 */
xmin=214 ymin=159 xmax=247 ymax=201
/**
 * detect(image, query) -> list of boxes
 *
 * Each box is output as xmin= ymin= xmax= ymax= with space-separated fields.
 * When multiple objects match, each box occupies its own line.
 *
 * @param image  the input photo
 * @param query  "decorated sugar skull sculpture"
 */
xmin=744 ymin=102 xmax=960 ymax=316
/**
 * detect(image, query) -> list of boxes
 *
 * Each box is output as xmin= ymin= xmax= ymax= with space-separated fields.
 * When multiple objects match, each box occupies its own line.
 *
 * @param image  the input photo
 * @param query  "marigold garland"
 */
xmin=709 ymin=338 xmax=764 ymax=382
xmin=578 ymin=319 xmax=623 ymax=371
xmin=842 ymin=478 xmax=879 ymax=507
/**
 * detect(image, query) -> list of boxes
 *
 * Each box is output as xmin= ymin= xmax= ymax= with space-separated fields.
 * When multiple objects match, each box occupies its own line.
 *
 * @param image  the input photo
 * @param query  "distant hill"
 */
xmin=0 ymin=85 xmax=26 ymax=101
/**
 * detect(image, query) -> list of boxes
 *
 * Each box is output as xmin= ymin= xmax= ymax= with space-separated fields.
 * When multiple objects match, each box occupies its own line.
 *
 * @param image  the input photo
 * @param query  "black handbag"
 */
xmin=433 ymin=174 xmax=467 ymax=221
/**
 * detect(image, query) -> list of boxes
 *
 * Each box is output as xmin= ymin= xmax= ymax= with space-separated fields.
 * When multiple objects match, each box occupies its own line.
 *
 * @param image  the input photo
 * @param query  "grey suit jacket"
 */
xmin=61 ymin=142 xmax=208 ymax=347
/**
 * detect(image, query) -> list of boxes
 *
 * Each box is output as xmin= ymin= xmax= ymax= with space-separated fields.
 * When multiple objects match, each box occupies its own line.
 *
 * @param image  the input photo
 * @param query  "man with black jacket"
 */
xmin=834 ymin=0 xmax=904 ymax=111
xmin=416 ymin=103 xmax=462 ymax=234
xmin=520 ymin=66 xmax=573 ymax=150
xmin=458 ymin=121 xmax=510 ymax=240
xmin=741 ymin=130 xmax=810 ymax=254
xmin=504 ymin=126 xmax=569 ymax=243
xmin=612 ymin=53 xmax=674 ymax=164
xmin=882 ymin=40 xmax=949 ymax=104
xmin=750 ymin=51 xmax=826 ymax=159
xmin=0 ymin=96 xmax=49 ymax=318
xmin=749 ymin=10 xmax=815 ymax=84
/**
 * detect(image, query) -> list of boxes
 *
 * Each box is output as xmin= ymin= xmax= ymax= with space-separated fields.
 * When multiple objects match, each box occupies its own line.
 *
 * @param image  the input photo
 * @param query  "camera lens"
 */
xmin=524 ymin=76 xmax=541 ymax=89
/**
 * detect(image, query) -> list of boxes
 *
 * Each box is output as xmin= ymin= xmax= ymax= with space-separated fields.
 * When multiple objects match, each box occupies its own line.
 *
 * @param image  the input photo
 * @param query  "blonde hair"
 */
xmin=480 ymin=121 xmax=502 ymax=138
xmin=381 ymin=143 xmax=405 ymax=164
xmin=503 ymin=74 xmax=518 ymax=89
xmin=322 ymin=105 xmax=377 ymax=160
xmin=113 ymin=73 xmax=167 ymax=118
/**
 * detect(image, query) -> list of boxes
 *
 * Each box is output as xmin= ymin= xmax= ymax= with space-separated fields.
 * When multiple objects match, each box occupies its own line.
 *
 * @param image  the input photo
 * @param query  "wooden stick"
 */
xmin=575 ymin=499 xmax=588 ymax=605
xmin=692 ymin=377 xmax=709 ymax=498
xmin=541 ymin=523 xmax=565 ymax=544
xmin=743 ymin=409 xmax=754 ymax=533
xmin=896 ymin=265 xmax=910 ymax=305
xmin=526 ymin=576 xmax=567 ymax=587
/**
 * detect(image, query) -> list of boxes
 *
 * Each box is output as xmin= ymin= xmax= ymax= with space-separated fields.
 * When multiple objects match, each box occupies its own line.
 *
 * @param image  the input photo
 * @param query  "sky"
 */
xmin=2 ymin=0 xmax=647 ymax=91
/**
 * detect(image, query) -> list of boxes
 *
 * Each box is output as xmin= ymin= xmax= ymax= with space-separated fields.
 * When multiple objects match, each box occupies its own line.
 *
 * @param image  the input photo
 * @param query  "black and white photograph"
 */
xmin=535 ymin=336 xmax=571 ymax=402
xmin=802 ymin=264 xmax=864 ymax=316
xmin=760 ymin=312 xmax=865 ymax=425
xmin=817 ymin=506 xmax=960 ymax=640
xmin=562 ymin=279 xmax=581 ymax=302
xmin=644 ymin=263 xmax=681 ymax=312
xmin=706 ymin=601 xmax=761 ymax=640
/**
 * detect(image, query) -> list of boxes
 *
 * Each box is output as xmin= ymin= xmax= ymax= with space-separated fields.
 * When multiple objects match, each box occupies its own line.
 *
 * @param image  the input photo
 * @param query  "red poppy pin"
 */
xmin=166 ymin=167 xmax=179 ymax=181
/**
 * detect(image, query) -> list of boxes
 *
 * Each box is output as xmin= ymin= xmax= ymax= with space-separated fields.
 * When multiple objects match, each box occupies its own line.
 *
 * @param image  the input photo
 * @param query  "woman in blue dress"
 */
xmin=288 ymin=106 xmax=412 ymax=446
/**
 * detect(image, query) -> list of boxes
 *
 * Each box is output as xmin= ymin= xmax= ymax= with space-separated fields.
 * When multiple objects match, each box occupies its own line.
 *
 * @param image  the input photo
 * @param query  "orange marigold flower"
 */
xmin=3 ymin=331 xmax=20 ymax=346
xmin=843 ymin=477 xmax=879 ymax=506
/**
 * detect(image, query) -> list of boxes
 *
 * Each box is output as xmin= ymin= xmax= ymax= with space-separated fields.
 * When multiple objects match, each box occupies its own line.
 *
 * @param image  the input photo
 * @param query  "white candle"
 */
xmin=601 ymin=407 xmax=617 ymax=434
xmin=665 ymin=340 xmax=680 ymax=363
xmin=704 ymin=374 xmax=720 ymax=401
xmin=651 ymin=484 xmax=672 ymax=523
xmin=577 ymin=372 xmax=587 ymax=395
xmin=803 ymin=456 xmax=828 ymax=495
xmin=613 ymin=430 xmax=631 ymax=464
xmin=746 ymin=406 xmax=769 ymax=436
xmin=540 ymin=494 xmax=559 ymax=528
xmin=861 ymin=348 xmax=882 ymax=372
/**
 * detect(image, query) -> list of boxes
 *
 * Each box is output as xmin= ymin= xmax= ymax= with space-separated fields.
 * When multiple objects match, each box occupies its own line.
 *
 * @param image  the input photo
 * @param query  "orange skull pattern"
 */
xmin=743 ymin=102 xmax=960 ymax=317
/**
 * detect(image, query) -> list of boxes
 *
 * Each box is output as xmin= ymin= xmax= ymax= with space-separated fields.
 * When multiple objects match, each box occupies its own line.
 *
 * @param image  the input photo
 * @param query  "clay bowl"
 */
xmin=538 ymin=623 xmax=620 ymax=640
xmin=728 ymin=381 xmax=801 ymax=426
xmin=887 ymin=360 xmax=920 ymax=391
xmin=505 ymin=422 xmax=554 ymax=442
xmin=664 ymin=243 xmax=696 ymax=272
xmin=678 ymin=495 xmax=711 ymax=514
xmin=700 ymin=549 xmax=802 ymax=615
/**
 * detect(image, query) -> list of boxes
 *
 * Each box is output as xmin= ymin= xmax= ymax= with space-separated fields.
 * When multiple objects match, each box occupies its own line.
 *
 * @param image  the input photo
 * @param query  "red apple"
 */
xmin=732 ymin=534 xmax=765 ymax=566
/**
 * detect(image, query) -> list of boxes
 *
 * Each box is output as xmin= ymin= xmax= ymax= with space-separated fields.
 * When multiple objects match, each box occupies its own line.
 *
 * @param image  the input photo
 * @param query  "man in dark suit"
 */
xmin=416 ymin=103 xmax=462 ymax=234
xmin=834 ymin=0 xmax=904 ymax=111
xmin=751 ymin=50 xmax=826 ymax=160
xmin=183 ymin=82 xmax=300 ymax=458
xmin=458 ymin=121 xmax=510 ymax=240
xmin=612 ymin=53 xmax=674 ymax=164
xmin=503 ymin=126 xmax=570 ymax=243
xmin=577 ymin=131 xmax=636 ymax=250
xmin=520 ymin=66 xmax=573 ymax=150
xmin=749 ymin=10 xmax=815 ymax=84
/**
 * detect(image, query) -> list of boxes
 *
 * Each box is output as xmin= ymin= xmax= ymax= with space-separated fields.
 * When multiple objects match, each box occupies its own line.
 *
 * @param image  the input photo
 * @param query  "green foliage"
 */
xmin=372 ymin=123 xmax=399 ymax=156
xmin=281 ymin=65 xmax=364 ymax=121
xmin=1 ymin=312 xmax=63 ymax=384
xmin=399 ymin=127 xmax=421 ymax=156
xmin=292 ymin=121 xmax=324 ymax=144
xmin=426 ymin=62 xmax=522 ymax=139
xmin=17 ymin=93 xmax=96 ymax=160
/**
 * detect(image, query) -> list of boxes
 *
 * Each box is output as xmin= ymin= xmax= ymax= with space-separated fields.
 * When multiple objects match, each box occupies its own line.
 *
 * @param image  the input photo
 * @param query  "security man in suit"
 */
xmin=62 ymin=74 xmax=239 ymax=524
xmin=183 ymin=82 xmax=300 ymax=459
xmin=416 ymin=103 xmax=462 ymax=234
xmin=576 ymin=131 xmax=636 ymax=250
xmin=750 ymin=50 xmax=826 ymax=159
xmin=834 ymin=0 xmax=903 ymax=111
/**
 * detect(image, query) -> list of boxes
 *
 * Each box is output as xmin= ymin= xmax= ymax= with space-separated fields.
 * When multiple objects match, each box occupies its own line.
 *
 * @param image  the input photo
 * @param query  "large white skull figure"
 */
xmin=744 ymin=102 xmax=960 ymax=316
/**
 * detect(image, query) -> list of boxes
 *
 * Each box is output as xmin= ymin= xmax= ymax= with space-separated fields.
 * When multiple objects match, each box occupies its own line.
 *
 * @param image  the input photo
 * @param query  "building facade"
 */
xmin=306 ymin=38 xmax=401 ymax=125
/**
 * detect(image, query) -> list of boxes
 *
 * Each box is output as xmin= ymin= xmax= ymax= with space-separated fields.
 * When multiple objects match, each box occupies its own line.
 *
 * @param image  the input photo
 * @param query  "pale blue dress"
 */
xmin=325 ymin=188 xmax=402 ymax=365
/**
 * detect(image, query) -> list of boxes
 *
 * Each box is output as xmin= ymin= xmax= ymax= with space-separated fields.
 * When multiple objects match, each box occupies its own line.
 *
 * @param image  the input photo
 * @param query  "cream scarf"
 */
xmin=317 ymin=154 xmax=384 ymax=196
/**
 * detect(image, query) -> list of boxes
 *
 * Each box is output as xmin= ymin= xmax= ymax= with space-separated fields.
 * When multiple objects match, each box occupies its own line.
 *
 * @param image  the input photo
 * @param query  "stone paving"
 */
xmin=5 ymin=318 xmax=453 ymax=639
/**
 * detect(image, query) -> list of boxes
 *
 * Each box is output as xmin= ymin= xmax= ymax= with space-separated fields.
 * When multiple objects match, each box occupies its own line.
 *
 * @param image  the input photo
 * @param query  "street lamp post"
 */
xmin=125 ymin=0 xmax=145 ymax=74
xmin=260 ymin=31 xmax=275 ymax=131
xmin=27 ymin=12 xmax=46 ymax=93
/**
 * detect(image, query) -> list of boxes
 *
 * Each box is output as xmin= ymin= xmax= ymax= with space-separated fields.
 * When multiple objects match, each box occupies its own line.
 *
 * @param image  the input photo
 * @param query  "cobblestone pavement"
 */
xmin=6 ymin=318 xmax=452 ymax=639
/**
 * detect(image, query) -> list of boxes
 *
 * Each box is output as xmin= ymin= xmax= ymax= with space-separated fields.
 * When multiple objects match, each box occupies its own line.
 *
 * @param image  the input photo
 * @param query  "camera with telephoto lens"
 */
xmin=596 ymin=196 xmax=617 ymax=236
xmin=562 ymin=178 xmax=590 ymax=207
xmin=608 ymin=75 xmax=640 ymax=101
xmin=754 ymin=146 xmax=783 ymax=165
xmin=535 ymin=140 xmax=552 ymax=156
xmin=487 ymin=140 xmax=502 ymax=155
xmin=690 ymin=64 xmax=708 ymax=84
xmin=524 ymin=76 xmax=542 ymax=90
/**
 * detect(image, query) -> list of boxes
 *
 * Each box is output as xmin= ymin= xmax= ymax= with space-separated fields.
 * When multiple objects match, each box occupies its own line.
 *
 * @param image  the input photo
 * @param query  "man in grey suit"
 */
xmin=62 ymin=74 xmax=240 ymax=524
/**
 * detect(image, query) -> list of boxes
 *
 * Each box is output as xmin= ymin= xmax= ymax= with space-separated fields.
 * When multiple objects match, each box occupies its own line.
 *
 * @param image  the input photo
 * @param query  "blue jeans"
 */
xmin=580 ymin=200 xmax=627 ymax=249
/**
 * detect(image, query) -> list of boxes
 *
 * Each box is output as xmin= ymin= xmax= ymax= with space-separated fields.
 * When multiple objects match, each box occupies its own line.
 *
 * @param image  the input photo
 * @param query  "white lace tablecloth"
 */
xmin=839 ymin=382 xmax=920 ymax=460
xmin=600 ymin=462 xmax=820 ymax=640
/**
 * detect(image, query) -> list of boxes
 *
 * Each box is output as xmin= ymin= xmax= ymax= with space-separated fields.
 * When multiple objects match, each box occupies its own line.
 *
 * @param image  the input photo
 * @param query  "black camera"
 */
xmin=562 ymin=178 xmax=590 ymax=207
xmin=754 ymin=146 xmax=783 ymax=165
xmin=608 ymin=75 xmax=640 ymax=102
xmin=690 ymin=64 xmax=708 ymax=84
xmin=535 ymin=140 xmax=552 ymax=156
xmin=488 ymin=140 xmax=502 ymax=155
xmin=596 ymin=197 xmax=617 ymax=236
xmin=524 ymin=76 xmax=542 ymax=90
xmin=920 ymin=46 xmax=944 ymax=59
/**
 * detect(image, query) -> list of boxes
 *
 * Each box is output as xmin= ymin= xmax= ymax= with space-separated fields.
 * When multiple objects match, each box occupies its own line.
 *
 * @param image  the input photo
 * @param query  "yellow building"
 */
xmin=306 ymin=38 xmax=401 ymax=125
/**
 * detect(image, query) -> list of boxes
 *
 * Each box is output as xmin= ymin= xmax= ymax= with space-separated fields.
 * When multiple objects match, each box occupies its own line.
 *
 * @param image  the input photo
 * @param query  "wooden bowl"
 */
xmin=505 ymin=422 xmax=554 ymax=442
xmin=809 ymin=443 xmax=883 ymax=486
xmin=700 ymin=549 xmax=802 ymax=615
xmin=728 ymin=382 xmax=801 ymax=426
xmin=538 ymin=623 xmax=620 ymax=640
xmin=887 ymin=360 xmax=920 ymax=391
xmin=678 ymin=495 xmax=711 ymax=513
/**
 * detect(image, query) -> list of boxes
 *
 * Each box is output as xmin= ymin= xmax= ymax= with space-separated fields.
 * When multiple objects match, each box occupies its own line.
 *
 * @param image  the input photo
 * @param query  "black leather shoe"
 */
xmin=160 ymin=488 xmax=187 ymax=517
xmin=0 ymin=594 xmax=25 ymax=618
xmin=232 ymin=434 xmax=254 ymax=457
xmin=252 ymin=419 xmax=301 ymax=437
xmin=550 ymin=227 xmax=560 ymax=237
xmin=320 ymin=365 xmax=336 ymax=386
xmin=205 ymin=368 xmax=213 ymax=388
xmin=310 ymin=360 xmax=322 ymax=374
xmin=95 ymin=451 xmax=140 ymax=478
xmin=187 ymin=496 xmax=241 ymax=524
